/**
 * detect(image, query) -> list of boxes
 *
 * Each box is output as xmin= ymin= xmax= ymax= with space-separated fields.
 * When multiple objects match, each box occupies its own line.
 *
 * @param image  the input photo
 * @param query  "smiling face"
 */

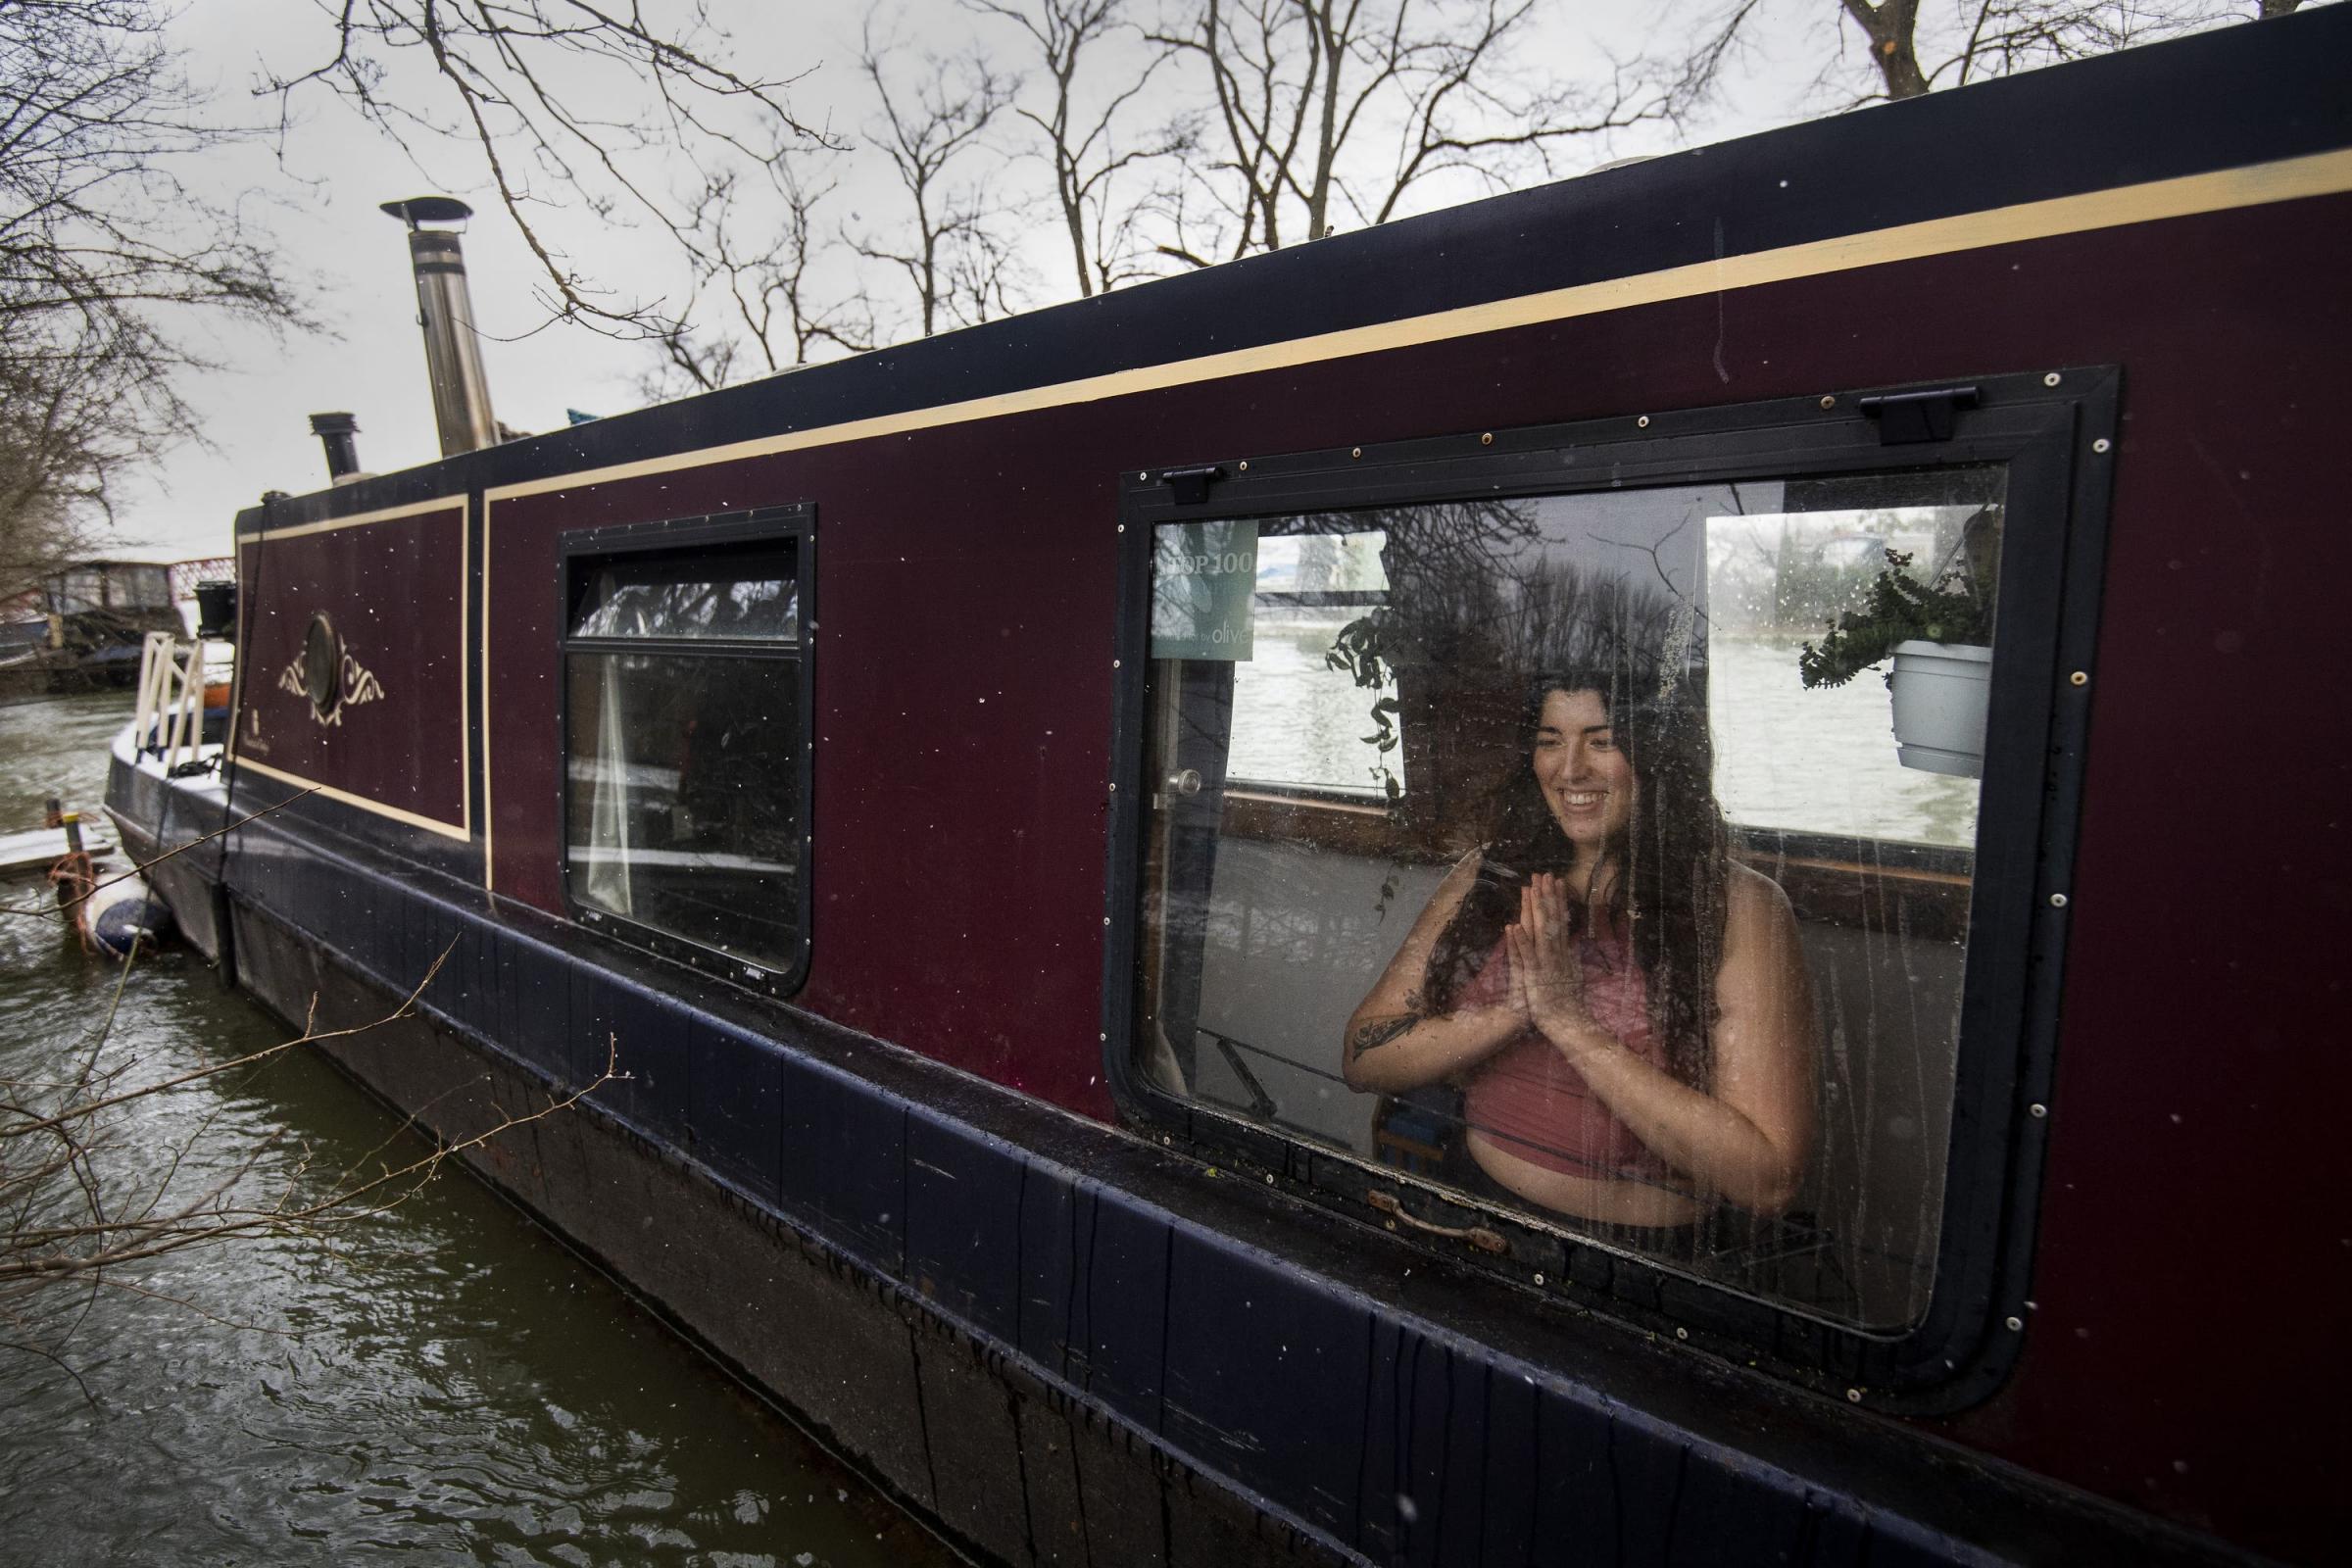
xmin=1532 ymin=687 xmax=1636 ymax=860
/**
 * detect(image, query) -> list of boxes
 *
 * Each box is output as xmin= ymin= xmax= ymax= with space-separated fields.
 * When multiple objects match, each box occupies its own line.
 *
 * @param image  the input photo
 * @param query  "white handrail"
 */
xmin=134 ymin=632 xmax=212 ymax=774
xmin=134 ymin=632 xmax=172 ymax=752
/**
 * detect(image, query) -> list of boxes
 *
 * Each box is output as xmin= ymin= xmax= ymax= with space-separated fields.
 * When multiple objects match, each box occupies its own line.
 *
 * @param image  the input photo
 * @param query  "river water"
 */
xmin=1230 ymin=617 xmax=1979 ymax=848
xmin=0 ymin=694 xmax=954 ymax=1567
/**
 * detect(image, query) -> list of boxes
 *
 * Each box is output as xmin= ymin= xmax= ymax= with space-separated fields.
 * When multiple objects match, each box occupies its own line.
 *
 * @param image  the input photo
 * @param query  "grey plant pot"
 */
xmin=1888 ymin=639 xmax=1992 ymax=778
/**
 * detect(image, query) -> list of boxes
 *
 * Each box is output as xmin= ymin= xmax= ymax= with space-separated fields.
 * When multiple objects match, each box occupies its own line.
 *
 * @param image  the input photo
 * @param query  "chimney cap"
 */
xmin=380 ymin=195 xmax=474 ymax=229
xmin=308 ymin=412 xmax=359 ymax=436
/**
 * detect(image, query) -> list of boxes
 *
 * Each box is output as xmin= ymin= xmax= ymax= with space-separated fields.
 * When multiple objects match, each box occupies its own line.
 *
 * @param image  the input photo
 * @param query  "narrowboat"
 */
xmin=106 ymin=11 xmax=2352 ymax=1565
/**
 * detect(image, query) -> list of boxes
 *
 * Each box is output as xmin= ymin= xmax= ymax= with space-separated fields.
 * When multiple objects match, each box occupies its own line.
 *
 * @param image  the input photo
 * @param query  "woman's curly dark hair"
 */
xmin=1421 ymin=648 xmax=1731 ymax=1089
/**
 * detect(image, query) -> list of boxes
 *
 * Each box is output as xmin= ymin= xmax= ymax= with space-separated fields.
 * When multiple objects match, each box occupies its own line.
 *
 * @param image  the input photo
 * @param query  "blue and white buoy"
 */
xmin=84 ymin=871 xmax=173 ymax=958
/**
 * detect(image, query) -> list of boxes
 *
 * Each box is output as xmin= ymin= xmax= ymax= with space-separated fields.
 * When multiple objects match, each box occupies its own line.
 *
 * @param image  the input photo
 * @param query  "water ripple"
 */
xmin=2 ymin=695 xmax=952 ymax=1567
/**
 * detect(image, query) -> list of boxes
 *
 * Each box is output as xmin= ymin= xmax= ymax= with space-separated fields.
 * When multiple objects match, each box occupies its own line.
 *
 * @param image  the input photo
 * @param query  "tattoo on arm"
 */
xmin=1348 ymin=1015 xmax=1416 ymax=1059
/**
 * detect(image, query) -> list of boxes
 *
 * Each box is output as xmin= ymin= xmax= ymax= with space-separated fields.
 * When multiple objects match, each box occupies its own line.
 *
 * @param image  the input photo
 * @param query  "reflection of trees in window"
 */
xmin=575 ymin=564 xmax=797 ymax=640
xmin=1320 ymin=499 xmax=1537 ymax=805
xmin=1318 ymin=498 xmax=1695 ymax=842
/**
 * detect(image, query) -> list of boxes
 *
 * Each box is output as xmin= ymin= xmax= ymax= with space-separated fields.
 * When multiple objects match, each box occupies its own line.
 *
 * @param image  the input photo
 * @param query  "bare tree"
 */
xmin=1142 ymin=0 xmax=1756 ymax=269
xmin=1830 ymin=0 xmax=2289 ymax=103
xmin=852 ymin=23 xmax=1027 ymax=336
xmin=970 ymin=0 xmax=1189 ymax=297
xmin=9 ymin=0 xmax=854 ymax=585
xmin=640 ymin=155 xmax=881 ymax=400
xmin=0 ymin=330 xmax=114 ymax=603
xmin=264 ymin=0 xmax=840 ymax=336
xmin=1 ymin=0 xmax=308 ymax=597
xmin=1836 ymin=0 xmax=1932 ymax=96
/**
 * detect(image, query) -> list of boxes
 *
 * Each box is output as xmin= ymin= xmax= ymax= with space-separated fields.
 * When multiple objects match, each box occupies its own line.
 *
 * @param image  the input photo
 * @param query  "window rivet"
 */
xmin=1845 ymin=1388 xmax=1863 ymax=1403
xmin=1819 ymin=395 xmax=1835 ymax=410
xmin=1108 ymin=782 xmax=1116 ymax=791
xmin=1116 ymin=523 xmax=1125 ymax=532
xmin=1480 ymin=432 xmax=1494 ymax=446
xmin=2043 ymin=371 xmax=2062 ymax=387
xmin=2030 ymin=1102 xmax=2048 ymax=1118
xmin=1102 ymin=916 xmax=1111 ymax=926
xmin=2069 ymin=670 xmax=2088 ymax=686
xmin=1112 ymin=659 xmax=1121 ymax=668
xmin=1263 ymin=1173 xmax=1273 ymax=1185
xmin=1238 ymin=460 xmax=1250 ymax=471
xmin=1099 ymin=1032 xmax=1107 ymax=1042
xmin=1674 ymin=1327 xmax=1689 ymax=1341
xmin=1138 ymin=470 xmax=1150 ymax=481
xmin=2005 ymin=1315 xmax=2025 ymax=1332
xmin=1533 ymin=1272 xmax=1544 ymax=1286
xmin=1350 ymin=447 xmax=1363 ymax=459
xmin=1637 ymin=415 xmax=1651 ymax=428
xmin=2049 ymin=892 xmax=2069 ymax=907
xmin=2092 ymin=437 xmax=2112 ymax=455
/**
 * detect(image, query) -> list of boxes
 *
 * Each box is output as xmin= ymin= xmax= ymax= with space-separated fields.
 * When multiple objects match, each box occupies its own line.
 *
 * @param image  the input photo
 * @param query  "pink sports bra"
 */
xmin=1456 ymin=928 xmax=1677 ymax=1183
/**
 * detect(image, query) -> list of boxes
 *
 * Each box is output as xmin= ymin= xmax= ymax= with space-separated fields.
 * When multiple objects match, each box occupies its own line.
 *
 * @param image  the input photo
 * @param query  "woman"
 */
xmin=1342 ymin=671 xmax=1817 ymax=1233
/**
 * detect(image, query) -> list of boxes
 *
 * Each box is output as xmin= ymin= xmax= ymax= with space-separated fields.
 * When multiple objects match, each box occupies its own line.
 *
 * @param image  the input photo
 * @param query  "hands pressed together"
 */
xmin=1503 ymin=872 xmax=1616 ymax=1064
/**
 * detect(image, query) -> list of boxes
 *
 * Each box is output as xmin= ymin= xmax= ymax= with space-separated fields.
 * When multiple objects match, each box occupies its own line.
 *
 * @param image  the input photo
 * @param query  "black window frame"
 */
xmin=1100 ymin=369 xmax=2118 ymax=1411
xmin=559 ymin=504 xmax=815 ymax=998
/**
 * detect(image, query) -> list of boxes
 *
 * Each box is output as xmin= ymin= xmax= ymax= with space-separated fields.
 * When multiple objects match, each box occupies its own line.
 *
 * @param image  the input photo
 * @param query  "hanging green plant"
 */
xmin=1325 ymin=612 xmax=1403 ymax=803
xmin=1797 ymin=550 xmax=1994 ymax=689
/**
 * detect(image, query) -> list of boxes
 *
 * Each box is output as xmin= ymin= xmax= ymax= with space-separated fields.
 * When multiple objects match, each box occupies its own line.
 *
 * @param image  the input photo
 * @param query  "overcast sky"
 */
xmin=101 ymin=1 xmax=2034 ymax=564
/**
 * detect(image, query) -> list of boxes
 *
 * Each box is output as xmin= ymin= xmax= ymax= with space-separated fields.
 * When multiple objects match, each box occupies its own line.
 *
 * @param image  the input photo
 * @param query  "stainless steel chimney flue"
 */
xmin=381 ymin=196 xmax=499 ymax=457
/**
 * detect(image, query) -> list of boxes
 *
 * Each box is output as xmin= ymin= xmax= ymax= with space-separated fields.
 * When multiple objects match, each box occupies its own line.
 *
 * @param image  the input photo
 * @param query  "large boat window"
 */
xmin=1134 ymin=466 xmax=2006 ymax=1332
xmin=562 ymin=517 xmax=810 ymax=986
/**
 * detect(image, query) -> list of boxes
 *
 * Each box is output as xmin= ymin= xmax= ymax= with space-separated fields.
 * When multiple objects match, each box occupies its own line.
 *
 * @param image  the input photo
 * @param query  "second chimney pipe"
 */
xmin=310 ymin=412 xmax=361 ymax=479
xmin=382 ymin=197 xmax=499 ymax=458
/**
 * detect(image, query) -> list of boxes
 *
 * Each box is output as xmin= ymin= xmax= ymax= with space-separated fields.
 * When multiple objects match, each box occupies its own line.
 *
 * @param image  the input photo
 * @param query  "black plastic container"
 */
xmin=193 ymin=580 xmax=236 ymax=638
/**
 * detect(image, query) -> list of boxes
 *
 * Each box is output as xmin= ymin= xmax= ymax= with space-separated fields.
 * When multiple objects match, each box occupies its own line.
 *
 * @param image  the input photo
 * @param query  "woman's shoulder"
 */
xmin=1725 ymin=859 xmax=1798 ymax=929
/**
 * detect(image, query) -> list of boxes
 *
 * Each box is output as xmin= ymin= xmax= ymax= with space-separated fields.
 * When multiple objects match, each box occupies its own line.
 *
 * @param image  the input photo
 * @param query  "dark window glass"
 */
xmin=564 ymin=529 xmax=806 ymax=980
xmin=565 ymin=654 xmax=802 ymax=969
xmin=1136 ymin=468 xmax=2004 ymax=1331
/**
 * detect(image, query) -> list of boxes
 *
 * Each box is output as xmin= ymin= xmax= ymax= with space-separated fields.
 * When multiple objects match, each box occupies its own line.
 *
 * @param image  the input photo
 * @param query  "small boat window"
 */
xmin=570 ymin=547 xmax=799 ymax=641
xmin=1111 ymin=375 xmax=2107 ymax=1387
xmin=561 ymin=514 xmax=811 ymax=988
